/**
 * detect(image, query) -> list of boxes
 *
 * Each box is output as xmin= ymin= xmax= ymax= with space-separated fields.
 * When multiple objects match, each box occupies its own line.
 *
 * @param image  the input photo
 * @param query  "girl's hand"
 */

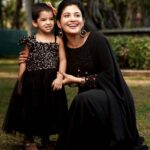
xmin=51 ymin=78 xmax=63 ymax=91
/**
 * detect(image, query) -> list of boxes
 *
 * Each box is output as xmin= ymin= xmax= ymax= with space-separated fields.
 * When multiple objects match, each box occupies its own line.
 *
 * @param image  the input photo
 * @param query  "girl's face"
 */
xmin=57 ymin=5 xmax=84 ymax=35
xmin=32 ymin=10 xmax=54 ymax=34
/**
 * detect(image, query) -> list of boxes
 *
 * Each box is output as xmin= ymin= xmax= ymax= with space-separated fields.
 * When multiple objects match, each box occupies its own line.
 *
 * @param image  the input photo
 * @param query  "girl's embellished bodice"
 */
xmin=19 ymin=35 xmax=59 ymax=71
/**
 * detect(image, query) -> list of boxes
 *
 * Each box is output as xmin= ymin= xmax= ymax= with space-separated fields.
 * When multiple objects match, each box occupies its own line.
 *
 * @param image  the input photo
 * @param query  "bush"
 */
xmin=107 ymin=35 xmax=150 ymax=69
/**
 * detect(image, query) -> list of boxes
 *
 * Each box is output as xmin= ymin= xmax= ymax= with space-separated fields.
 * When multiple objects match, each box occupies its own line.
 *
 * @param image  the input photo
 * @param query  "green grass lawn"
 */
xmin=0 ymin=59 xmax=149 ymax=149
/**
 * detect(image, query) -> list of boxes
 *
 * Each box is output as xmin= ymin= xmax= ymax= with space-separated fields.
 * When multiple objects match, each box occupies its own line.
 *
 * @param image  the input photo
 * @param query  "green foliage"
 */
xmin=1 ymin=0 xmax=26 ymax=29
xmin=108 ymin=36 xmax=150 ymax=69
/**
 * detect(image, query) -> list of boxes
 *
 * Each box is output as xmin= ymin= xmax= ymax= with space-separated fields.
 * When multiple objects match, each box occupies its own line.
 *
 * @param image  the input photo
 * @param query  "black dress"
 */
xmin=55 ymin=32 xmax=148 ymax=150
xmin=3 ymin=35 xmax=68 ymax=136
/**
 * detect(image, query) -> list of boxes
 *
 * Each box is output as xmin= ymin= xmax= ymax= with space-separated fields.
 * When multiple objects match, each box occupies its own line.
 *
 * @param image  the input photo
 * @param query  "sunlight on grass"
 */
xmin=0 ymin=59 xmax=17 ymax=64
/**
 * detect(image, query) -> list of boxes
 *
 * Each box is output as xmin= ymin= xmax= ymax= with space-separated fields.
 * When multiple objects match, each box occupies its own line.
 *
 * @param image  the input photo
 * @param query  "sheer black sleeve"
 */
xmin=83 ymin=32 xmax=117 ymax=89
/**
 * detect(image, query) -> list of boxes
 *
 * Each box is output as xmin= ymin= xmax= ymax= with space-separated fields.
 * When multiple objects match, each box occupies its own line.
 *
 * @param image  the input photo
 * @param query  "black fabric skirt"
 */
xmin=3 ymin=69 xmax=68 ymax=136
xmin=55 ymin=89 xmax=148 ymax=150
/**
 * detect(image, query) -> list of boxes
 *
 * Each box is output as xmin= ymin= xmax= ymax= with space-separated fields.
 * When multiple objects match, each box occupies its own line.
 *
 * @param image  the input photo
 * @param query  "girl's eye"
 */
xmin=50 ymin=18 xmax=54 ymax=21
xmin=64 ymin=14 xmax=70 ymax=18
xmin=41 ymin=19 xmax=46 ymax=21
xmin=40 ymin=18 xmax=54 ymax=21
xmin=39 ymin=17 xmax=46 ymax=21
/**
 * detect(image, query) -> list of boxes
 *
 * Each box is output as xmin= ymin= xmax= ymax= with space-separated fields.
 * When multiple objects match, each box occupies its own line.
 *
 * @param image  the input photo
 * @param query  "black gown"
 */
xmin=3 ymin=35 xmax=68 ymax=136
xmin=55 ymin=32 xmax=148 ymax=150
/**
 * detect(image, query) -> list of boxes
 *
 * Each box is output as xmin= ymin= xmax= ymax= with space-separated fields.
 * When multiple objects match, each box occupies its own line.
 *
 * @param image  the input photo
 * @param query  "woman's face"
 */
xmin=57 ymin=4 xmax=84 ymax=35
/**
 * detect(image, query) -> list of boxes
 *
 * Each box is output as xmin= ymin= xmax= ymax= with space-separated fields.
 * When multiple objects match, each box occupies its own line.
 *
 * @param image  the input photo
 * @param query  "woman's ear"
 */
xmin=32 ymin=20 xmax=38 ymax=28
xmin=57 ymin=20 xmax=61 ymax=29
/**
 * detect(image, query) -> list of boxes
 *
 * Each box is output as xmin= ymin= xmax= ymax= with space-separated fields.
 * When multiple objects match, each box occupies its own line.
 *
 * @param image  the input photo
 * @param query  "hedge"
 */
xmin=107 ymin=35 xmax=150 ymax=69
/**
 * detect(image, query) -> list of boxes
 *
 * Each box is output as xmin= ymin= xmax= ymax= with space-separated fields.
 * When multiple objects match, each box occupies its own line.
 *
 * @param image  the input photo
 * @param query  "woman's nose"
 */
xmin=70 ymin=15 xmax=76 ymax=21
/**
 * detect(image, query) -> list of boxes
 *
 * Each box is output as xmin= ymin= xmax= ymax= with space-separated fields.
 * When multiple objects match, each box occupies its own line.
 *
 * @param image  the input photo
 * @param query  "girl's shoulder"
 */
xmin=55 ymin=35 xmax=63 ymax=45
xmin=18 ymin=35 xmax=35 ymax=45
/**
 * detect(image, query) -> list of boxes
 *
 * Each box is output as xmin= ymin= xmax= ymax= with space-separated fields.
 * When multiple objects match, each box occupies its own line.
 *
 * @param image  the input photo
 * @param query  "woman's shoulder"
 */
xmin=90 ymin=31 xmax=106 ymax=39
xmin=89 ymin=31 xmax=107 ymax=44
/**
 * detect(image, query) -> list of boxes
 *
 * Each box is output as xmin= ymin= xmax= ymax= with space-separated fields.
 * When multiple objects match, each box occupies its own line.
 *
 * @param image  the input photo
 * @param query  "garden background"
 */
xmin=0 ymin=0 xmax=150 ymax=149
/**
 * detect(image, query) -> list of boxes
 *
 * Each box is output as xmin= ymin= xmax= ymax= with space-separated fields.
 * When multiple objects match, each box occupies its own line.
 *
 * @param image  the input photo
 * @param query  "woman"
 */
xmin=19 ymin=0 xmax=148 ymax=150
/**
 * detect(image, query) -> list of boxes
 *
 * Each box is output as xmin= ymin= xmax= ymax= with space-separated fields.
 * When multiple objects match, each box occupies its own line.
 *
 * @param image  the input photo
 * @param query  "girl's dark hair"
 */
xmin=32 ymin=3 xmax=53 ymax=21
xmin=57 ymin=0 xmax=86 ymax=21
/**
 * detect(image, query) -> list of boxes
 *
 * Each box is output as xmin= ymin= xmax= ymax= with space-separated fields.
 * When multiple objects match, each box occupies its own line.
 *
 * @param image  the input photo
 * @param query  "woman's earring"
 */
xmin=58 ymin=29 xmax=63 ymax=37
xmin=80 ymin=28 xmax=87 ymax=38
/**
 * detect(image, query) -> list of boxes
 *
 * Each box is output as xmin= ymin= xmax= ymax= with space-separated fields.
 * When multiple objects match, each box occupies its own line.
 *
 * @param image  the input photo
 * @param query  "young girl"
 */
xmin=3 ymin=3 xmax=68 ymax=150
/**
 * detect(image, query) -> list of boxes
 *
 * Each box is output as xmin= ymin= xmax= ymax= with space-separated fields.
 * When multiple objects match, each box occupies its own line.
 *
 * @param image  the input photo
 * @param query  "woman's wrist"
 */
xmin=79 ymin=77 xmax=85 ymax=85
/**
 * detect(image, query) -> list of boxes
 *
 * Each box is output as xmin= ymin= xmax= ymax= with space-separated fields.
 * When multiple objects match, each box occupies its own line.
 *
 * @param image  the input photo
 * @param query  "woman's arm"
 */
xmin=63 ymin=33 xmax=115 ymax=88
xmin=18 ymin=51 xmax=28 ymax=64
xmin=18 ymin=45 xmax=29 ymax=80
xmin=61 ymin=73 xmax=85 ymax=85
xmin=81 ymin=33 xmax=116 ymax=88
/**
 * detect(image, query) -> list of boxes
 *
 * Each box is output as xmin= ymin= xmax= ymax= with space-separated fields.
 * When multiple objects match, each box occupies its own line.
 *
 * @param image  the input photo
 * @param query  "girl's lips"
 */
xmin=45 ymin=26 xmax=53 ymax=30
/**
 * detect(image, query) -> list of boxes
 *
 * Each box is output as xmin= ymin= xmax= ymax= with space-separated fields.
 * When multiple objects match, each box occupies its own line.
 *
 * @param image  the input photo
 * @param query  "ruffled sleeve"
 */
xmin=18 ymin=36 xmax=29 ymax=46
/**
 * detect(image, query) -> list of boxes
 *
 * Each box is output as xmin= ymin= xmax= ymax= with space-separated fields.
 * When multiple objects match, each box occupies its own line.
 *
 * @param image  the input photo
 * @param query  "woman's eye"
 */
xmin=75 ymin=13 xmax=81 ymax=17
xmin=76 ymin=14 xmax=80 ymax=17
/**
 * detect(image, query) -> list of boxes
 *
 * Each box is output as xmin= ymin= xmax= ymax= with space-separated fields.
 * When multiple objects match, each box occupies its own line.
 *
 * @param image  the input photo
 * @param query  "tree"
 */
xmin=23 ymin=0 xmax=34 ymax=35
xmin=86 ymin=0 xmax=121 ymax=29
xmin=12 ymin=0 xmax=22 ymax=29
xmin=0 ymin=0 xmax=3 ymax=28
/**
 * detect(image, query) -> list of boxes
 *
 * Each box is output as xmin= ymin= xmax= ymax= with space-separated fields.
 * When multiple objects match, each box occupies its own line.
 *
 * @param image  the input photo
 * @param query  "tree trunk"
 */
xmin=12 ymin=0 xmax=22 ymax=29
xmin=23 ymin=0 xmax=34 ymax=35
xmin=86 ymin=0 xmax=121 ymax=29
xmin=0 ymin=0 xmax=3 ymax=28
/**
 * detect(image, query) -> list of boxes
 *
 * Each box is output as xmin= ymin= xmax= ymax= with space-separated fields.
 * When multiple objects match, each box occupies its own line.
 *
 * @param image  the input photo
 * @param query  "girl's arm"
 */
xmin=57 ymin=36 xmax=67 ymax=77
xmin=51 ymin=36 xmax=66 ymax=91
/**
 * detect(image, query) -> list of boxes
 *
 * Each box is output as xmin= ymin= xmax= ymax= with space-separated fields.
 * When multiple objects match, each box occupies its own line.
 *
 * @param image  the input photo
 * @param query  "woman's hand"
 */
xmin=62 ymin=73 xmax=76 ymax=84
xmin=46 ymin=2 xmax=57 ymax=16
xmin=62 ymin=73 xmax=85 ymax=85
xmin=18 ymin=51 xmax=28 ymax=64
